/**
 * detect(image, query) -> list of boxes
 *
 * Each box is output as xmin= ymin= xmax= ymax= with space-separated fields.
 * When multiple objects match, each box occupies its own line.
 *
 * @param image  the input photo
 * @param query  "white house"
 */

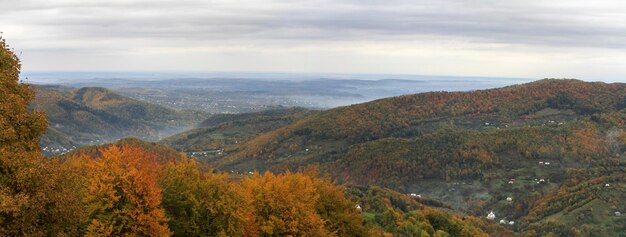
xmin=487 ymin=211 xmax=496 ymax=220
xmin=499 ymin=219 xmax=506 ymax=224
xmin=508 ymin=221 xmax=515 ymax=225
xmin=506 ymin=197 xmax=513 ymax=201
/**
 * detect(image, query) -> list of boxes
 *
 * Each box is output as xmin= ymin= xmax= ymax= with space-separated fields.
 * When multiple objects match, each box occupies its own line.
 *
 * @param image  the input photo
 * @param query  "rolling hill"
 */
xmin=168 ymin=79 xmax=625 ymax=236
xmin=160 ymin=107 xmax=313 ymax=154
xmin=33 ymin=85 xmax=205 ymax=155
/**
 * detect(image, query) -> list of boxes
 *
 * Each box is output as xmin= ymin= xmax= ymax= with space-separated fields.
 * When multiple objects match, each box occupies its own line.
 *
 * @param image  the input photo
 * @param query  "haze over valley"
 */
xmin=27 ymin=72 xmax=531 ymax=112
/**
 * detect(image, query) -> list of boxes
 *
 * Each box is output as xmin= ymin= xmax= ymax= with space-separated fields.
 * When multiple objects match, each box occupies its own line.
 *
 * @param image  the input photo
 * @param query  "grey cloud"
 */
xmin=1 ymin=0 xmax=626 ymax=49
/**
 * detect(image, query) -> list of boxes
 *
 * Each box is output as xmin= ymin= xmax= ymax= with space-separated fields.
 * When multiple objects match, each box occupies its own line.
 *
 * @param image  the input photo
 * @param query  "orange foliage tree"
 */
xmin=159 ymin=156 xmax=247 ymax=237
xmin=80 ymin=145 xmax=170 ymax=236
xmin=241 ymin=171 xmax=330 ymax=236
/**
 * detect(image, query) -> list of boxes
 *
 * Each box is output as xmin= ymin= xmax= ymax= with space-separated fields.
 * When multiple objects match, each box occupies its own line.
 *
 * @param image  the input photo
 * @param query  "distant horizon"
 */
xmin=19 ymin=70 xmax=542 ymax=83
xmin=23 ymin=70 xmax=626 ymax=85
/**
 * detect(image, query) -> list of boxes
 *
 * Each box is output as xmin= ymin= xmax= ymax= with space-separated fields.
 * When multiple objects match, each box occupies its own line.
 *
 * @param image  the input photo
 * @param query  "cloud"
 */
xmin=3 ymin=0 xmax=626 ymax=47
xmin=1 ymin=0 xmax=626 ymax=80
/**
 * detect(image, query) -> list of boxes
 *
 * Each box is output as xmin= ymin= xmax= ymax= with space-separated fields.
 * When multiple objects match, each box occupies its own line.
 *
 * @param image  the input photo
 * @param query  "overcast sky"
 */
xmin=1 ymin=0 xmax=626 ymax=80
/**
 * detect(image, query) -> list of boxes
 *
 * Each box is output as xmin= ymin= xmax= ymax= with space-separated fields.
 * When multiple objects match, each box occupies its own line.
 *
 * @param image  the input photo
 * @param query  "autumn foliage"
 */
xmin=75 ymin=145 xmax=170 ymax=236
xmin=0 ymin=36 xmax=83 ymax=236
xmin=159 ymin=156 xmax=247 ymax=237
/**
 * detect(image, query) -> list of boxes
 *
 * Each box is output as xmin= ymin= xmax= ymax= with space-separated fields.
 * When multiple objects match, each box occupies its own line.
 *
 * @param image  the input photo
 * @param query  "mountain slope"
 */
xmin=73 ymin=87 xmax=196 ymax=126
xmin=224 ymin=79 xmax=625 ymax=164
xmin=33 ymin=86 xmax=205 ymax=154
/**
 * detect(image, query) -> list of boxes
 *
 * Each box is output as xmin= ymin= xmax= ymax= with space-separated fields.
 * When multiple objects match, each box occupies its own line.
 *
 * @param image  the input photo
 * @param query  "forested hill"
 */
xmin=223 ymin=79 xmax=626 ymax=164
xmin=208 ymin=79 xmax=626 ymax=236
xmin=32 ymin=86 xmax=204 ymax=154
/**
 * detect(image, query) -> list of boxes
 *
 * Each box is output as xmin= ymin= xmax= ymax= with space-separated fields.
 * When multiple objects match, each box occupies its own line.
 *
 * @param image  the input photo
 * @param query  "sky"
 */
xmin=1 ymin=0 xmax=626 ymax=81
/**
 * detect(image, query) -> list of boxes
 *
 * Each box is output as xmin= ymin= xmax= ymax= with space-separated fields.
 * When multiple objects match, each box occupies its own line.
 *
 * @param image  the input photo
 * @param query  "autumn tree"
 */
xmin=241 ymin=171 xmax=330 ymax=236
xmin=81 ymin=145 xmax=170 ymax=236
xmin=305 ymin=168 xmax=372 ymax=237
xmin=159 ymin=156 xmax=247 ymax=237
xmin=0 ymin=36 xmax=83 ymax=236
